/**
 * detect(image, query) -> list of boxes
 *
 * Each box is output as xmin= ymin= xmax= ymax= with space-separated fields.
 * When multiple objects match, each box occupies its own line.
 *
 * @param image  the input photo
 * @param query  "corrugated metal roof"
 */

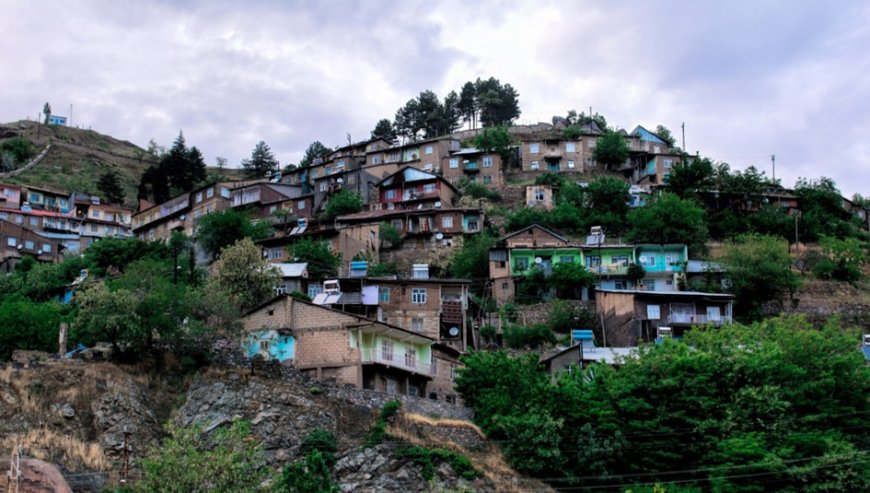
xmin=273 ymin=262 xmax=308 ymax=278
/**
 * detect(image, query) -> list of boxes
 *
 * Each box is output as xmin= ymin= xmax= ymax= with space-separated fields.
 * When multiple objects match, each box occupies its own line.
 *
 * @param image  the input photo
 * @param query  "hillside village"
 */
xmin=0 ymin=109 xmax=869 ymax=491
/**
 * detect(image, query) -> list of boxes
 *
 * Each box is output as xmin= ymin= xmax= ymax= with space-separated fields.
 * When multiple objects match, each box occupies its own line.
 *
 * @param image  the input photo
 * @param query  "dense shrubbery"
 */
xmin=457 ymin=317 xmax=870 ymax=491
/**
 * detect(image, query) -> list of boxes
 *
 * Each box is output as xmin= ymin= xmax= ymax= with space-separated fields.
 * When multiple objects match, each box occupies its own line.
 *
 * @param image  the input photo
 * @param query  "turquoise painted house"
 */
xmin=635 ymin=244 xmax=688 ymax=291
xmin=243 ymin=330 xmax=295 ymax=362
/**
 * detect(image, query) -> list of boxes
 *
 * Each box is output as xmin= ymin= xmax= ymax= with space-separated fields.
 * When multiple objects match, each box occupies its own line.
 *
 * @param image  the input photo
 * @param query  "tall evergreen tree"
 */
xmin=97 ymin=170 xmax=125 ymax=204
xmin=298 ymin=141 xmax=331 ymax=168
xmin=370 ymin=119 xmax=396 ymax=142
xmin=242 ymin=141 xmax=278 ymax=178
xmin=457 ymin=82 xmax=478 ymax=129
xmin=137 ymin=131 xmax=207 ymax=203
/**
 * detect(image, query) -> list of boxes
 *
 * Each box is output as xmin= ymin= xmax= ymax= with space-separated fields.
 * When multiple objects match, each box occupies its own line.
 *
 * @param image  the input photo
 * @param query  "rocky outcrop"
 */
xmin=0 ymin=457 xmax=73 ymax=493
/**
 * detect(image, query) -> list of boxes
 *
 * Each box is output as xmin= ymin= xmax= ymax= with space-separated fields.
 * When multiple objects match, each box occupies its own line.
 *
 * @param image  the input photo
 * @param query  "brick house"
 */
xmin=0 ymin=221 xmax=63 ymax=272
xmin=443 ymin=148 xmax=504 ymax=187
xmin=595 ymin=289 xmax=735 ymax=346
xmin=242 ymin=295 xmax=445 ymax=398
xmin=372 ymin=167 xmax=458 ymax=212
xmin=519 ymin=123 xmax=603 ymax=173
xmin=231 ymin=182 xmax=313 ymax=220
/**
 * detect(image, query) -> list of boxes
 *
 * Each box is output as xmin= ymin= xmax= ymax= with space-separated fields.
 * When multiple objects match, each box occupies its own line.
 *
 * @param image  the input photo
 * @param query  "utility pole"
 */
xmin=681 ymin=122 xmax=686 ymax=150
xmin=771 ymin=154 xmax=776 ymax=182
xmin=69 ymin=104 xmax=73 ymax=127
xmin=121 ymin=425 xmax=131 ymax=484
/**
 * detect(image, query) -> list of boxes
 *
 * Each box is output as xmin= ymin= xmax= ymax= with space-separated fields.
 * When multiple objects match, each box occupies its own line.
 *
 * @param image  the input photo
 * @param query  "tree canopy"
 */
xmin=97 ymin=169 xmax=125 ymax=204
xmin=370 ymin=118 xmax=396 ymax=142
xmin=591 ymin=129 xmax=630 ymax=169
xmin=287 ymin=238 xmax=341 ymax=281
xmin=323 ymin=190 xmax=363 ymax=219
xmin=211 ymin=238 xmax=281 ymax=312
xmin=298 ymin=141 xmax=331 ymax=168
xmin=137 ymin=132 xmax=207 ymax=203
xmin=242 ymin=141 xmax=278 ymax=178
xmin=627 ymin=193 xmax=708 ymax=247
xmin=196 ymin=208 xmax=274 ymax=260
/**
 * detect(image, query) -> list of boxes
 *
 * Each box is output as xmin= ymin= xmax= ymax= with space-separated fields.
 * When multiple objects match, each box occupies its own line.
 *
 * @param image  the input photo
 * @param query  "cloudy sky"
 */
xmin=1 ymin=0 xmax=868 ymax=197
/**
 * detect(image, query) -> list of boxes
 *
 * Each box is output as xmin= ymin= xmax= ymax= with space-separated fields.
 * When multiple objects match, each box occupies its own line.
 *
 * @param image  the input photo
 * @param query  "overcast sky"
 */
xmin=1 ymin=0 xmax=868 ymax=197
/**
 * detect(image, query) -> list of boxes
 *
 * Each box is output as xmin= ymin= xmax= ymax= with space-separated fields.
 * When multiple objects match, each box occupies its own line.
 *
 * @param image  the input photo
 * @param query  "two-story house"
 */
xmin=443 ymin=148 xmax=504 ymax=187
xmin=519 ymin=123 xmax=603 ymax=173
xmin=231 ymin=182 xmax=313 ymax=221
xmin=0 ymin=221 xmax=63 ymax=272
xmin=242 ymin=295 xmax=446 ymax=399
xmin=628 ymin=125 xmax=682 ymax=186
xmin=372 ymin=167 xmax=458 ymax=212
xmin=74 ymin=194 xmax=134 ymax=249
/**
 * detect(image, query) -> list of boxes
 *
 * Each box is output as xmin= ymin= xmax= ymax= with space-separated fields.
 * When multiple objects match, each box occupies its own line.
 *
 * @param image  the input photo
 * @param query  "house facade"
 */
xmin=595 ymin=289 xmax=735 ymax=346
xmin=443 ymin=148 xmax=504 ymax=187
xmin=242 ymin=296 xmax=444 ymax=399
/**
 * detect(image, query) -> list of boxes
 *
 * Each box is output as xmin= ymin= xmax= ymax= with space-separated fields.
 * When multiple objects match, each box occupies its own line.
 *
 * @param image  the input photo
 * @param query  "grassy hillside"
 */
xmin=0 ymin=120 xmax=155 ymax=206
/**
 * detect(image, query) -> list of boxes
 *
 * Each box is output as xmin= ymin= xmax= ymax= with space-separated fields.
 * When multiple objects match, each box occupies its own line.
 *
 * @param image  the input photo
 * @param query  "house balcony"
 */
xmin=361 ymin=347 xmax=433 ymax=377
xmin=463 ymin=162 xmax=480 ymax=172
xmin=544 ymin=149 xmax=563 ymax=158
xmin=592 ymin=264 xmax=628 ymax=275
xmin=667 ymin=314 xmax=731 ymax=326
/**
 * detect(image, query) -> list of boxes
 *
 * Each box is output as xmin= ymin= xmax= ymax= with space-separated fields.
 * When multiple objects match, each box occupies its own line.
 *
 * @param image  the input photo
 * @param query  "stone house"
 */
xmin=443 ymin=148 xmax=504 ymax=187
xmin=242 ymin=295 xmax=451 ymax=399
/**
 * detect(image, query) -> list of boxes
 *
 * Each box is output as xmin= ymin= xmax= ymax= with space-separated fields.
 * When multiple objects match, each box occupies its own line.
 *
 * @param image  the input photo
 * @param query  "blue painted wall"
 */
xmin=243 ymin=330 xmax=295 ymax=362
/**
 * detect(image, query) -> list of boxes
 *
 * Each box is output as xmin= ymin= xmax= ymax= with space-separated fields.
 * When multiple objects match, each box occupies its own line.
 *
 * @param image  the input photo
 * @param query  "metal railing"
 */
xmin=361 ymin=347 xmax=433 ymax=376
xmin=668 ymin=314 xmax=731 ymax=325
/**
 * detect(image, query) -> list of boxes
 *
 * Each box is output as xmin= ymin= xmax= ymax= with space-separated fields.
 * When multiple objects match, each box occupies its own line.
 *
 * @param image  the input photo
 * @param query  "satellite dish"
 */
xmin=435 ymin=232 xmax=444 ymax=240
xmin=535 ymin=257 xmax=543 ymax=264
xmin=337 ymin=177 xmax=344 ymax=184
xmin=434 ymin=201 xmax=442 ymax=208
xmin=448 ymin=326 xmax=460 ymax=337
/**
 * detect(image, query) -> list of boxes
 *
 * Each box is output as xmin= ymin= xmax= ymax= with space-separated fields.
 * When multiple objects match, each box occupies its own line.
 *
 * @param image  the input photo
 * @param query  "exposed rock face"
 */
xmin=0 ymin=457 xmax=73 ymax=493
xmin=333 ymin=444 xmax=492 ymax=493
xmin=90 ymin=375 xmax=162 ymax=462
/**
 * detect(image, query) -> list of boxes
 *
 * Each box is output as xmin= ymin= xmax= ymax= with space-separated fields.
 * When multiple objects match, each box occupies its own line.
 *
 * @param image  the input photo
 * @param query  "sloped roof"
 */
xmin=273 ymin=262 xmax=308 ymax=278
xmin=500 ymin=224 xmax=568 ymax=243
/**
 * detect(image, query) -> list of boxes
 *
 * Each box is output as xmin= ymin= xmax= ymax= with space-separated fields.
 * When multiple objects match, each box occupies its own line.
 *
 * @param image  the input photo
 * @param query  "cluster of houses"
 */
xmin=0 ymin=183 xmax=134 ymax=271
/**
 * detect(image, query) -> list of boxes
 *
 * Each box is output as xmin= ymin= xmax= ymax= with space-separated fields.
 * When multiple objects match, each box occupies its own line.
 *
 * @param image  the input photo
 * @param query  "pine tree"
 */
xmin=97 ymin=170 xmax=125 ymax=204
xmin=242 ymin=141 xmax=278 ymax=178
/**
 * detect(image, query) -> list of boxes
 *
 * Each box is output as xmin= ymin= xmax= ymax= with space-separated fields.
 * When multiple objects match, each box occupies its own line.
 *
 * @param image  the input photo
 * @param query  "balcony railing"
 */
xmin=668 ymin=314 xmax=731 ymax=326
xmin=361 ymin=347 xmax=433 ymax=376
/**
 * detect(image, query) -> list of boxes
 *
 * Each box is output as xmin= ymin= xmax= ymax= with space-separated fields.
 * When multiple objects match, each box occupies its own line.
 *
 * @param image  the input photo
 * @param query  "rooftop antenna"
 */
xmin=681 ymin=122 xmax=686 ymax=150
xmin=771 ymin=154 xmax=776 ymax=182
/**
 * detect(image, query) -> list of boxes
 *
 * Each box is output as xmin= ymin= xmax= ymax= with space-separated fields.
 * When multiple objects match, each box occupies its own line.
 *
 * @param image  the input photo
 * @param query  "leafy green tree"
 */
xmin=134 ymin=421 xmax=272 ymax=493
xmin=0 ymin=300 xmax=68 ymax=360
xmin=242 ymin=141 xmax=278 ymax=178
xmin=97 ymin=170 xmax=125 ymax=204
xmin=654 ymin=124 xmax=676 ymax=148
xmin=627 ymin=193 xmax=707 ymax=247
xmin=813 ymin=236 xmax=866 ymax=282
xmin=84 ymin=237 xmax=169 ymax=276
xmin=323 ymin=190 xmax=363 ymax=219
xmin=592 ymin=129 xmax=629 ymax=169
xmin=471 ymin=125 xmax=514 ymax=163
xmin=449 ymin=232 xmax=497 ymax=280
xmin=550 ymin=262 xmax=595 ymax=298
xmin=299 ymin=141 xmax=331 ymax=168
xmin=474 ymin=77 xmax=521 ymax=127
xmin=378 ymin=222 xmax=401 ymax=245
xmin=287 ymin=238 xmax=341 ymax=281
xmin=196 ymin=208 xmax=273 ymax=260
xmin=0 ymin=137 xmax=36 ymax=163
xmin=721 ymin=234 xmax=801 ymax=321
xmin=746 ymin=204 xmax=794 ymax=240
xmin=565 ymin=110 xmax=607 ymax=130
xmin=664 ymin=157 xmax=713 ymax=199
xmin=73 ymin=284 xmax=143 ymax=354
xmin=43 ymin=102 xmax=51 ymax=124
xmin=370 ymin=118 xmax=396 ymax=142
xmin=211 ymin=238 xmax=281 ymax=312
xmin=795 ymin=177 xmax=865 ymax=242
xmin=584 ymin=177 xmax=631 ymax=235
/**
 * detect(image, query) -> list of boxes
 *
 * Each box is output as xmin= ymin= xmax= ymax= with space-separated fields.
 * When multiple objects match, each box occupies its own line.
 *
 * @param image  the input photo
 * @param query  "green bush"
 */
xmin=480 ymin=324 xmax=497 ymax=343
xmin=503 ymin=323 xmax=554 ymax=349
xmin=393 ymin=445 xmax=481 ymax=481
xmin=0 ymin=137 xmax=36 ymax=163
xmin=365 ymin=400 xmax=402 ymax=447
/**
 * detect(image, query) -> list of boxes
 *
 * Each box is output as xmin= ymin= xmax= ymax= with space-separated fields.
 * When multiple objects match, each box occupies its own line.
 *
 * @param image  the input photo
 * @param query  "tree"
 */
xmin=471 ymin=126 xmax=514 ymax=163
xmin=0 ymin=138 xmax=36 ymax=163
xmin=242 ymin=141 xmax=278 ymax=178
xmin=196 ymin=208 xmax=273 ymax=260
xmin=795 ymin=177 xmax=865 ymax=242
xmin=287 ymin=238 xmax=341 ymax=281
xmin=84 ymin=237 xmax=169 ymax=277
xmin=654 ymin=125 xmax=677 ymax=148
xmin=813 ymin=236 xmax=866 ymax=282
xmin=42 ymin=102 xmax=51 ymax=124
xmin=627 ymin=193 xmax=708 ymax=247
xmin=584 ymin=177 xmax=631 ymax=235
xmin=211 ymin=238 xmax=281 ymax=312
xmin=277 ymin=450 xmax=339 ymax=493
xmin=299 ymin=141 xmax=331 ymax=168
xmin=0 ymin=300 xmax=68 ymax=360
xmin=550 ymin=261 xmax=595 ymax=298
xmin=323 ymin=190 xmax=363 ymax=219
xmin=138 ymin=132 xmax=206 ymax=202
xmin=592 ymin=129 xmax=629 ymax=169
xmin=721 ymin=234 xmax=801 ymax=321
xmin=370 ymin=118 xmax=396 ymax=142
xmin=450 ymin=233 xmax=497 ymax=280
xmin=664 ymin=157 xmax=713 ymax=199
xmin=97 ymin=170 xmax=125 ymax=204
xmin=565 ymin=110 xmax=607 ymax=130
xmin=457 ymin=81 xmax=478 ymax=129
xmin=134 ymin=421 xmax=272 ymax=493
xmin=73 ymin=283 xmax=143 ymax=354
xmin=474 ymin=77 xmax=521 ymax=127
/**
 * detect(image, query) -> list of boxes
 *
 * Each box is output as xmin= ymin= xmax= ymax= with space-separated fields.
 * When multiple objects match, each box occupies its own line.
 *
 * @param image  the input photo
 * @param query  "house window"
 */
xmin=297 ymin=200 xmax=306 ymax=210
xmin=424 ymin=145 xmax=433 ymax=155
xmin=423 ymin=183 xmax=436 ymax=193
xmin=529 ymin=143 xmax=540 ymax=154
xmin=2 ymin=189 xmax=14 ymax=198
xmin=588 ymin=140 xmax=597 ymax=149
xmin=405 ymin=348 xmax=417 ymax=369
xmin=6 ymin=237 xmax=15 ymax=247
xmin=411 ymin=318 xmax=424 ymax=332
xmin=42 ymin=243 xmax=51 ymax=253
xmin=411 ymin=288 xmax=427 ymax=304
xmin=482 ymin=175 xmax=492 ymax=184
xmin=641 ymin=279 xmax=656 ymax=291
xmin=647 ymin=304 xmax=661 ymax=320
xmin=29 ymin=217 xmax=38 ymax=226
xmin=90 ymin=224 xmax=99 ymax=233
xmin=515 ymin=257 xmax=529 ymax=270
xmin=450 ymin=364 xmax=457 ymax=381
xmin=195 ymin=192 xmax=203 ymax=203
xmin=391 ymin=219 xmax=403 ymax=230
xmin=379 ymin=287 xmax=390 ymax=302
xmin=449 ymin=158 xmax=459 ymax=169
xmin=663 ymin=159 xmax=673 ymax=170
xmin=482 ymin=156 xmax=493 ymax=167
xmin=24 ymin=240 xmax=33 ymax=250
xmin=385 ymin=189 xmax=397 ymax=200
xmin=221 ymin=187 xmax=231 ymax=198
xmin=442 ymin=216 xmax=453 ymax=228
xmin=612 ymin=255 xmax=629 ymax=266
xmin=372 ymin=156 xmax=382 ymax=164
xmin=707 ymin=306 xmax=721 ymax=321
xmin=530 ymin=161 xmax=540 ymax=170
xmin=274 ymin=285 xmax=288 ymax=295
xmin=535 ymin=190 xmax=545 ymax=201
xmin=567 ymin=160 xmax=576 ymax=168
xmin=559 ymin=256 xmax=574 ymax=263
xmin=615 ymin=280 xmax=627 ymax=290
xmin=586 ymin=256 xmax=601 ymax=268
xmin=641 ymin=255 xmax=656 ymax=267
xmin=565 ymin=142 xmax=576 ymax=152
xmin=14 ymin=215 xmax=22 ymax=224
xmin=206 ymin=187 xmax=214 ymax=198
xmin=307 ymin=284 xmax=323 ymax=299
xmin=381 ymin=340 xmax=393 ymax=361
xmin=319 ymin=182 xmax=327 ymax=192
